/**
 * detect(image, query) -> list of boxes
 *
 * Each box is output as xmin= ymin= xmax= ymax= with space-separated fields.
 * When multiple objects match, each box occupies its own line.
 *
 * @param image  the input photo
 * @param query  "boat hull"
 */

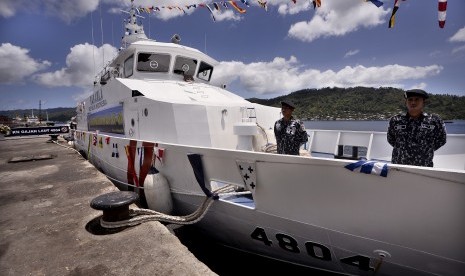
xmin=73 ymin=130 xmax=465 ymax=276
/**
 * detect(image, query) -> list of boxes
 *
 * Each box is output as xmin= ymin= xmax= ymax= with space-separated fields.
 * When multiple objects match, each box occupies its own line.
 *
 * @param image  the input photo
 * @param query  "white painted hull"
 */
xmin=74 ymin=5 xmax=465 ymax=274
xmin=74 ymin=131 xmax=465 ymax=276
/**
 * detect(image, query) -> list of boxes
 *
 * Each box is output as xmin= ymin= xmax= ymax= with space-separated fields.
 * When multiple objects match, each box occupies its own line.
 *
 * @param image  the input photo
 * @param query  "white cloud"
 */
xmin=0 ymin=0 xmax=99 ymax=22
xmin=0 ymin=43 xmax=51 ymax=84
xmin=344 ymin=49 xmax=360 ymax=58
xmin=0 ymin=0 xmax=16 ymax=17
xmin=288 ymin=0 xmax=389 ymax=42
xmin=428 ymin=50 xmax=442 ymax=58
xmin=449 ymin=26 xmax=465 ymax=55
xmin=409 ymin=83 xmax=428 ymax=90
xmin=43 ymin=0 xmax=99 ymax=23
xmin=34 ymin=43 xmax=118 ymax=88
xmin=449 ymin=26 xmax=465 ymax=42
xmin=277 ymin=1 xmax=311 ymax=15
xmin=211 ymin=9 xmax=242 ymax=22
xmin=212 ymin=56 xmax=443 ymax=95
xmin=452 ymin=45 xmax=465 ymax=54
xmin=73 ymin=88 xmax=93 ymax=104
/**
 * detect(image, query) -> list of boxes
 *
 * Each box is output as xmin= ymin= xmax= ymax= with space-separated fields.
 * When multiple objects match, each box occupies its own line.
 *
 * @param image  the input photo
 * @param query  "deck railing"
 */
xmin=306 ymin=129 xmax=465 ymax=170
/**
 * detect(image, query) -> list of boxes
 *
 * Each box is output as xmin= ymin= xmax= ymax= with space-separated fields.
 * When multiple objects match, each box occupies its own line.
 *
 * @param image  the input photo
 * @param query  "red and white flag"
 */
xmin=438 ymin=0 xmax=447 ymax=28
xmin=153 ymin=143 xmax=165 ymax=166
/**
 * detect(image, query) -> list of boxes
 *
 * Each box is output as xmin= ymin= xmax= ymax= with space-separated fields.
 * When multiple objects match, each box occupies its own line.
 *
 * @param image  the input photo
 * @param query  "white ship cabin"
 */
xmin=77 ymin=38 xmax=280 ymax=151
xmin=102 ymin=39 xmax=218 ymax=85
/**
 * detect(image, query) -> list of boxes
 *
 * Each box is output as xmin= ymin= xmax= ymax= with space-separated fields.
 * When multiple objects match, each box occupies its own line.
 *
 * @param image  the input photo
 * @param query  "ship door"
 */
xmin=126 ymin=109 xmax=140 ymax=139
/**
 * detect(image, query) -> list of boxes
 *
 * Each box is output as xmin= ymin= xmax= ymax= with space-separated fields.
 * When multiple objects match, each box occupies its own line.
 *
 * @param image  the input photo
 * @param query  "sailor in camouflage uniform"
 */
xmin=274 ymin=100 xmax=308 ymax=155
xmin=387 ymin=89 xmax=446 ymax=167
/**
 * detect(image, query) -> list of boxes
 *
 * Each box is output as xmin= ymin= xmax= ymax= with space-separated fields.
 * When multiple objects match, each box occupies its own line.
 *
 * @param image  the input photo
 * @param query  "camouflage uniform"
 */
xmin=274 ymin=117 xmax=308 ymax=155
xmin=387 ymin=112 xmax=446 ymax=167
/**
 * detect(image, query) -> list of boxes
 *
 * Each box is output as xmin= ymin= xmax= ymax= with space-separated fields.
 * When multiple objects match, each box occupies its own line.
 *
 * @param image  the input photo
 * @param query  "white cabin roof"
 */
xmin=117 ymin=78 xmax=247 ymax=106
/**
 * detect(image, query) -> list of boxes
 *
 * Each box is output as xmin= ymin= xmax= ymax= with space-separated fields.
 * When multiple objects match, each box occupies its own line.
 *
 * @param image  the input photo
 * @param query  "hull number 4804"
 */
xmin=251 ymin=227 xmax=374 ymax=271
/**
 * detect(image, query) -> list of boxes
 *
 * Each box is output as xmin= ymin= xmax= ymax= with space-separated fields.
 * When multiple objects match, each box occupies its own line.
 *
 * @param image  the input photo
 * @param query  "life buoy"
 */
xmin=143 ymin=170 xmax=173 ymax=214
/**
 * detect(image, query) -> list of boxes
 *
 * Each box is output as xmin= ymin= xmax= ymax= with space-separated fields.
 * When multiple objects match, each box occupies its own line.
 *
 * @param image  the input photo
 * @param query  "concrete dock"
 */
xmin=0 ymin=136 xmax=216 ymax=275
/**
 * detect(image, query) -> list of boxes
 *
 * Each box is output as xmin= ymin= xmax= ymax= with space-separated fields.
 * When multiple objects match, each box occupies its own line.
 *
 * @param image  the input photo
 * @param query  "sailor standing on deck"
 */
xmin=274 ymin=100 xmax=308 ymax=155
xmin=387 ymin=89 xmax=447 ymax=167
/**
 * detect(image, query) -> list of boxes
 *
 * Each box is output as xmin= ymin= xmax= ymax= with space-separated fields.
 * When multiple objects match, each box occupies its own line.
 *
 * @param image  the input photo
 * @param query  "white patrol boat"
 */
xmin=73 ymin=2 xmax=465 ymax=275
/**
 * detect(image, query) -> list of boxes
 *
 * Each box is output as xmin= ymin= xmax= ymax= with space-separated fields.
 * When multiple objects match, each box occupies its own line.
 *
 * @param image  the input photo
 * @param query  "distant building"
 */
xmin=0 ymin=115 xmax=13 ymax=126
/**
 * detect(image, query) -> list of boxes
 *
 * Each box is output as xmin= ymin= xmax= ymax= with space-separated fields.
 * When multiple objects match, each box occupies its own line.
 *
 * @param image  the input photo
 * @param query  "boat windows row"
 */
xmin=123 ymin=52 xmax=214 ymax=81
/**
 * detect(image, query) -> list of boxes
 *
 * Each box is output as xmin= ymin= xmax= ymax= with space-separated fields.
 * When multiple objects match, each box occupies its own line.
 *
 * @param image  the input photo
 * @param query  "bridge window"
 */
xmin=197 ymin=61 xmax=213 ymax=81
xmin=174 ymin=56 xmax=197 ymax=77
xmin=137 ymin=53 xmax=170 ymax=72
xmin=124 ymin=55 xmax=134 ymax=78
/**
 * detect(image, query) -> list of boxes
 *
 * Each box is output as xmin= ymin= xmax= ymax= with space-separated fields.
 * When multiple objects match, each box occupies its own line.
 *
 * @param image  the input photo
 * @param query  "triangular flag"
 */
xmin=229 ymin=1 xmax=246 ymax=13
xmin=388 ymin=0 xmax=401 ymax=28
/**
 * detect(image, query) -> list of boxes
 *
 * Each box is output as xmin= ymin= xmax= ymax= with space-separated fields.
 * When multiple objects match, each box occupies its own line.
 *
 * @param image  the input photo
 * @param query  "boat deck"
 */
xmin=221 ymin=194 xmax=256 ymax=209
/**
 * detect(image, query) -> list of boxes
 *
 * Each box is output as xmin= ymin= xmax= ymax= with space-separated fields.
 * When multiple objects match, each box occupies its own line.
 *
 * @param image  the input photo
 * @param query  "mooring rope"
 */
xmin=99 ymin=184 xmax=243 ymax=229
xmin=50 ymin=137 xmax=253 ymax=228
xmin=51 ymin=139 xmax=81 ymax=154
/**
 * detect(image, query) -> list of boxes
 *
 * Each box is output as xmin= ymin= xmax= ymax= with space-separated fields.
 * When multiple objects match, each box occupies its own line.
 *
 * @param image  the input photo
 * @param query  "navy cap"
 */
xmin=404 ymin=89 xmax=429 ymax=99
xmin=280 ymin=100 xmax=295 ymax=109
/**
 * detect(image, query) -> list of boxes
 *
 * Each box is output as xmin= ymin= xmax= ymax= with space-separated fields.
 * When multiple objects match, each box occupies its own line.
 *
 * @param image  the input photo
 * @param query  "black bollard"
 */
xmin=90 ymin=191 xmax=139 ymax=222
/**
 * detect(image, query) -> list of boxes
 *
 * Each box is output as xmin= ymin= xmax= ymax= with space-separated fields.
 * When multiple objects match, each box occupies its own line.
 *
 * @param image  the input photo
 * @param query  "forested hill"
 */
xmin=1 ymin=87 xmax=464 ymax=121
xmin=0 ymin=107 xmax=76 ymax=123
xmin=247 ymin=87 xmax=465 ymax=120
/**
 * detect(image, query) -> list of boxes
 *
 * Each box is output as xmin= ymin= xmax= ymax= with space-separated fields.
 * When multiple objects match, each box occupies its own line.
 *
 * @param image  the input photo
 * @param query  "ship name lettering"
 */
xmin=89 ymin=99 xmax=107 ymax=112
xmin=90 ymin=89 xmax=103 ymax=104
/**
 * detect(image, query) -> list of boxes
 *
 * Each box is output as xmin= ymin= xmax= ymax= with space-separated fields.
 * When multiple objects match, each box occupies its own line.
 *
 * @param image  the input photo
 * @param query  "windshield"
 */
xmin=197 ymin=61 xmax=214 ymax=81
xmin=137 ymin=52 xmax=171 ymax=72
xmin=173 ymin=56 xmax=197 ymax=76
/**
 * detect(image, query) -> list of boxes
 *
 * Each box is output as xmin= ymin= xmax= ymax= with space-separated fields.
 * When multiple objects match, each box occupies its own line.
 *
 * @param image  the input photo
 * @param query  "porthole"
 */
xmin=131 ymin=118 xmax=135 ymax=127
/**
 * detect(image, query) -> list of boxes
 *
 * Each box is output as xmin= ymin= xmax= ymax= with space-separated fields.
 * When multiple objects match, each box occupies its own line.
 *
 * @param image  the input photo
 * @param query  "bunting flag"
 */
xmin=236 ymin=160 xmax=257 ymax=196
xmin=87 ymin=133 xmax=91 ymax=158
xmin=134 ymin=0 xmax=443 ymax=28
xmin=138 ymin=142 xmax=155 ymax=186
xmin=438 ymin=0 xmax=447 ymax=28
xmin=368 ymin=0 xmax=383 ymax=8
xmin=204 ymin=4 xmax=217 ymax=21
xmin=241 ymin=0 xmax=250 ymax=7
xmin=258 ymin=0 xmax=268 ymax=11
xmin=388 ymin=0 xmax=401 ymax=28
xmin=111 ymin=143 xmax=119 ymax=158
xmin=229 ymin=1 xmax=246 ymax=13
xmin=153 ymin=143 xmax=165 ymax=166
xmin=344 ymin=160 xmax=388 ymax=177
xmin=126 ymin=140 xmax=139 ymax=187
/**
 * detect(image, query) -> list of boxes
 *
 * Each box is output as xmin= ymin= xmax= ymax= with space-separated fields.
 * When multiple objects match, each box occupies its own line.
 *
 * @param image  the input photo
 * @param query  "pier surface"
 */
xmin=0 ymin=136 xmax=216 ymax=276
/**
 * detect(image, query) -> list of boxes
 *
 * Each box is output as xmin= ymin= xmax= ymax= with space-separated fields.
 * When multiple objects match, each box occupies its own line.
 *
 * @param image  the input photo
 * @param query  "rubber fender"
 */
xmin=144 ymin=172 xmax=173 ymax=214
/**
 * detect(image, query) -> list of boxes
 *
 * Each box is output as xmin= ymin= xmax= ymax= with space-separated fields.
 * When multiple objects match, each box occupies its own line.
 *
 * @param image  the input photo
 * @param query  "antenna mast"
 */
xmin=39 ymin=100 xmax=42 ymax=123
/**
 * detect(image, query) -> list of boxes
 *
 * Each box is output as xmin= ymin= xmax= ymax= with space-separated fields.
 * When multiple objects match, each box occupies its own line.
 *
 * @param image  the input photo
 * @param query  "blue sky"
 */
xmin=1 ymin=0 xmax=464 ymax=110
